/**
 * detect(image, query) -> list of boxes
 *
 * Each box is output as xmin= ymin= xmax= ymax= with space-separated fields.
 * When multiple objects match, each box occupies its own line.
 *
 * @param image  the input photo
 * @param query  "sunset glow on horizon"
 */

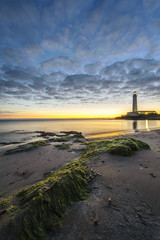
xmin=0 ymin=104 xmax=126 ymax=119
xmin=0 ymin=0 xmax=160 ymax=118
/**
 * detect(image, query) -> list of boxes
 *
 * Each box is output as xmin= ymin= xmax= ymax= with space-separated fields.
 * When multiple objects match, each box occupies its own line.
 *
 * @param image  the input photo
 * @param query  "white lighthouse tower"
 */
xmin=133 ymin=91 xmax=137 ymax=112
xmin=127 ymin=91 xmax=157 ymax=117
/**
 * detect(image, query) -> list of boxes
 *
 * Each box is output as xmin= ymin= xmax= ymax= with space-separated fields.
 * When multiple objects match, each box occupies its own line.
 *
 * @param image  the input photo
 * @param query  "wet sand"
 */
xmin=54 ymin=130 xmax=160 ymax=240
xmin=0 ymin=144 xmax=80 ymax=195
xmin=0 ymin=129 xmax=160 ymax=196
xmin=1 ymin=129 xmax=160 ymax=239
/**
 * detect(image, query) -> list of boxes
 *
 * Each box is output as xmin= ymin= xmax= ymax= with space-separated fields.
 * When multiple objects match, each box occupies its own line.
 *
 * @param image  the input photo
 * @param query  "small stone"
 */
xmin=93 ymin=218 xmax=99 ymax=226
xmin=97 ymin=173 xmax=102 ymax=176
xmin=0 ymin=209 xmax=7 ymax=216
xmin=107 ymin=197 xmax=116 ymax=207
xmin=108 ymin=197 xmax=113 ymax=206
xmin=149 ymin=173 xmax=156 ymax=178
xmin=119 ymin=222 xmax=125 ymax=228
xmin=139 ymin=163 xmax=148 ymax=168
xmin=89 ymin=175 xmax=94 ymax=179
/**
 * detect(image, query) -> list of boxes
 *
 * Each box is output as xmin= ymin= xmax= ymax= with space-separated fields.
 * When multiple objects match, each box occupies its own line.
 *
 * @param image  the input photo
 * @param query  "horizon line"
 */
xmin=0 ymin=117 xmax=117 ymax=120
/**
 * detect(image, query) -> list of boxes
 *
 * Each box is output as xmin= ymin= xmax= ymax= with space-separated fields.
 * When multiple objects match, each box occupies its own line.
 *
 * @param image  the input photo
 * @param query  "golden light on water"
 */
xmin=87 ymin=131 xmax=128 ymax=139
xmin=145 ymin=120 xmax=150 ymax=131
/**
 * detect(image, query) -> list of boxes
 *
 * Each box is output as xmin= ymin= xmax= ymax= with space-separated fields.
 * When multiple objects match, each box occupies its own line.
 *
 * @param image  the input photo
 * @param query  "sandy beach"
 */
xmin=0 ymin=135 xmax=86 ymax=195
xmin=54 ymin=129 xmax=160 ymax=240
xmin=0 ymin=129 xmax=160 ymax=239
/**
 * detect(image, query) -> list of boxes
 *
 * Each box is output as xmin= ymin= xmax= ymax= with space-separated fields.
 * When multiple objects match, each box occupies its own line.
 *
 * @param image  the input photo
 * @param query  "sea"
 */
xmin=0 ymin=119 xmax=160 ymax=146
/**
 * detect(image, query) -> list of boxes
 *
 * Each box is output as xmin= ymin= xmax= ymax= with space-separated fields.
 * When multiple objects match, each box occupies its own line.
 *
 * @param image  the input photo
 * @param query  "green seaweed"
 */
xmin=86 ymin=137 xmax=150 ymax=156
xmin=0 ymin=137 xmax=150 ymax=239
xmin=73 ymin=138 xmax=84 ymax=143
xmin=36 ymin=131 xmax=56 ymax=138
xmin=55 ymin=143 xmax=70 ymax=150
xmin=0 ymin=158 xmax=89 ymax=240
xmin=0 ymin=197 xmax=11 ymax=209
xmin=60 ymin=131 xmax=84 ymax=139
xmin=107 ymin=143 xmax=132 ymax=156
xmin=49 ymin=132 xmax=84 ymax=143
xmin=5 ymin=141 xmax=50 ymax=155
xmin=49 ymin=137 xmax=67 ymax=142
xmin=32 ymin=141 xmax=50 ymax=148
xmin=129 ymin=137 xmax=150 ymax=150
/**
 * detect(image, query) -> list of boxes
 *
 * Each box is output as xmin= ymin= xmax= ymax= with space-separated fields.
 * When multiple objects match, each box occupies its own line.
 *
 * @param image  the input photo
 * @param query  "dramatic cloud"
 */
xmin=0 ymin=0 xmax=160 ymax=116
xmin=84 ymin=63 xmax=102 ymax=74
xmin=40 ymin=57 xmax=83 ymax=74
xmin=1 ymin=58 xmax=160 ymax=105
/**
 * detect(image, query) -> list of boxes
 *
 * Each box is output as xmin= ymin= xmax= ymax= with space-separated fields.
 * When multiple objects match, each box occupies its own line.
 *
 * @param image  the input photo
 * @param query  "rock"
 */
xmin=149 ymin=173 xmax=156 ymax=178
xmin=0 ymin=209 xmax=7 ymax=216
xmin=139 ymin=163 xmax=148 ymax=168
xmin=108 ymin=197 xmax=114 ymax=206
xmin=97 ymin=173 xmax=102 ymax=176
xmin=93 ymin=218 xmax=99 ymax=226
xmin=107 ymin=198 xmax=118 ymax=209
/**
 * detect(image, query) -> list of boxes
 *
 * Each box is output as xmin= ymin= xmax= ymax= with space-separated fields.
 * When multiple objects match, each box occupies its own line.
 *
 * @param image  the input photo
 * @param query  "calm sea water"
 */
xmin=0 ymin=119 xmax=160 ymax=144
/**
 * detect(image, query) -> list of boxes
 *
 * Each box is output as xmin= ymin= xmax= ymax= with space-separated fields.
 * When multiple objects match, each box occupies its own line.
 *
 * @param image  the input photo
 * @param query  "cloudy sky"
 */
xmin=0 ymin=0 xmax=160 ymax=118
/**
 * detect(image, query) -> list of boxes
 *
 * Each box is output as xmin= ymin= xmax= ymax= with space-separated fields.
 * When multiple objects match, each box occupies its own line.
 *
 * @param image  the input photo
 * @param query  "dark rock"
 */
xmin=149 ymin=173 xmax=156 ymax=178
xmin=0 ymin=209 xmax=7 ymax=216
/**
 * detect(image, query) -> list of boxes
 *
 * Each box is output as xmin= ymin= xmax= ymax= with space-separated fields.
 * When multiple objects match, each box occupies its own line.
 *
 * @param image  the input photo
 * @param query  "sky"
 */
xmin=0 ymin=0 xmax=160 ymax=119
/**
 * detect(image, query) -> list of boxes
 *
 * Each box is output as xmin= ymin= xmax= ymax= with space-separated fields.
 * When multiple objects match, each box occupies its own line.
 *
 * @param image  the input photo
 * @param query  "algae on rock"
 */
xmin=0 ymin=158 xmax=89 ymax=240
xmin=55 ymin=143 xmax=70 ymax=150
xmin=0 ymin=136 xmax=150 ymax=239
xmin=86 ymin=137 xmax=150 ymax=156
xmin=5 ymin=140 xmax=50 ymax=155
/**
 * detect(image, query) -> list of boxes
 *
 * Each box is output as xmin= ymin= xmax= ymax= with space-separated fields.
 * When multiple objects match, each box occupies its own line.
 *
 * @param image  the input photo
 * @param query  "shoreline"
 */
xmin=54 ymin=129 xmax=160 ymax=240
xmin=0 ymin=131 xmax=86 ymax=196
xmin=1 ymin=119 xmax=160 ymax=146
xmin=0 ymin=129 xmax=160 ymax=195
xmin=1 ymin=126 xmax=160 ymax=148
xmin=86 ymin=128 xmax=160 ymax=141
xmin=0 ymin=129 xmax=160 ymax=239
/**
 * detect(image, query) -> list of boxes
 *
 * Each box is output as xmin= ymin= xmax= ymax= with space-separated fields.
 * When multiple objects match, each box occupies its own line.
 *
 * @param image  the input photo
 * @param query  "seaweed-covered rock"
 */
xmin=36 ymin=131 xmax=56 ymax=137
xmin=60 ymin=131 xmax=84 ymax=138
xmin=130 ymin=137 xmax=150 ymax=150
xmin=107 ymin=143 xmax=132 ymax=156
xmin=49 ymin=131 xmax=85 ymax=143
xmin=55 ymin=143 xmax=70 ymax=150
xmin=5 ymin=140 xmax=50 ymax=155
xmin=0 ymin=136 xmax=150 ymax=240
xmin=86 ymin=137 xmax=150 ymax=157
xmin=0 ymin=158 xmax=89 ymax=240
xmin=113 ymin=137 xmax=140 ymax=151
xmin=107 ymin=137 xmax=150 ymax=156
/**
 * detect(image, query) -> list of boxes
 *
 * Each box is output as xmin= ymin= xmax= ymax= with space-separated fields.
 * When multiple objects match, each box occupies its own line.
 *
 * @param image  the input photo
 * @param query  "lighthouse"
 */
xmin=133 ymin=91 xmax=137 ymax=112
xmin=127 ymin=91 xmax=157 ymax=117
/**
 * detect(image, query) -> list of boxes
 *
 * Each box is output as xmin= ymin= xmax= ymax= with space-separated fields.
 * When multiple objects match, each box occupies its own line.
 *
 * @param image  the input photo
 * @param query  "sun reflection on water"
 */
xmin=145 ymin=120 xmax=150 ymax=131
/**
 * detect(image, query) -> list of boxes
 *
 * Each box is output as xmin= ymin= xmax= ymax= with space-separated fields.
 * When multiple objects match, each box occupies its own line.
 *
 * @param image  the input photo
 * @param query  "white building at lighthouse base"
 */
xmin=127 ymin=111 xmax=157 ymax=117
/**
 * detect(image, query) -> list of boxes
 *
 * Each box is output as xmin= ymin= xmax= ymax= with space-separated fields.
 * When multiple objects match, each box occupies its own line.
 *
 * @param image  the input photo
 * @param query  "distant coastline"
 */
xmin=0 ymin=117 xmax=116 ymax=121
xmin=1 ymin=116 xmax=160 ymax=121
xmin=116 ymin=114 xmax=160 ymax=120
